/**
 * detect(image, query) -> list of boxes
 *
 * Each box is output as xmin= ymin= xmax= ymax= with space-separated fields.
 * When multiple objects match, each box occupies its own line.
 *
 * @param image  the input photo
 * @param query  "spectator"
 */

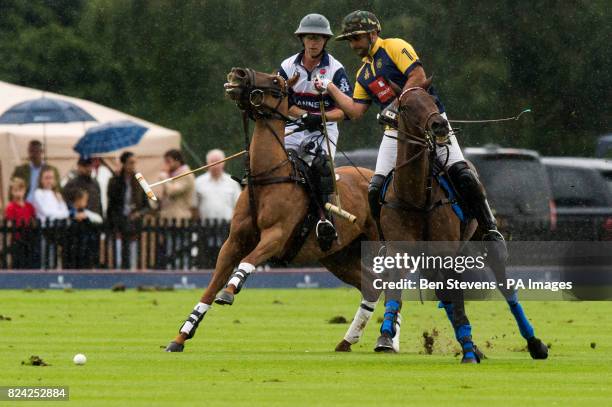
xmin=195 ymin=149 xmax=241 ymax=222
xmin=92 ymin=157 xmax=115 ymax=215
xmin=158 ymin=149 xmax=194 ymax=269
xmin=63 ymin=156 xmax=103 ymax=217
xmin=4 ymin=178 xmax=36 ymax=268
xmin=12 ymin=140 xmax=60 ymax=203
xmin=63 ymin=188 xmax=102 ymax=269
xmin=33 ymin=165 xmax=69 ymax=222
xmin=32 ymin=165 xmax=68 ymax=269
xmin=107 ymin=151 xmax=150 ymax=269
xmin=159 ymin=149 xmax=195 ymax=220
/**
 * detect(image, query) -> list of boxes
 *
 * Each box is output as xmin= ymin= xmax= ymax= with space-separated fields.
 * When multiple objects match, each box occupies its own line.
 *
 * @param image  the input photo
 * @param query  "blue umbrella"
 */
xmin=0 ymin=97 xmax=96 ymax=124
xmin=74 ymin=120 xmax=148 ymax=156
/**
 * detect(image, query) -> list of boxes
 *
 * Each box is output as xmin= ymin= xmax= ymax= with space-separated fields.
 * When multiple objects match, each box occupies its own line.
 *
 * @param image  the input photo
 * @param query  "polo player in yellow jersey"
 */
xmin=316 ymin=10 xmax=506 ymax=252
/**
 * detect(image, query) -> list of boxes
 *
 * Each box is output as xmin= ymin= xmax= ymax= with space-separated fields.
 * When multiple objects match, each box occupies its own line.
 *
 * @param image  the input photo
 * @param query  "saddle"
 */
xmin=233 ymin=150 xmax=333 ymax=265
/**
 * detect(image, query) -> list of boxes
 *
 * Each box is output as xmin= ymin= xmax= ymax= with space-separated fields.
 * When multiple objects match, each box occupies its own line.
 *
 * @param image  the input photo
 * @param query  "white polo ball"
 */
xmin=73 ymin=353 xmax=87 ymax=365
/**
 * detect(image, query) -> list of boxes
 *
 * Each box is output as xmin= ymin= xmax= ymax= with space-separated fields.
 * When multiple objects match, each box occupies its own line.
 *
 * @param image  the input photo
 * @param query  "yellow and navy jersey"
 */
xmin=353 ymin=37 xmax=445 ymax=113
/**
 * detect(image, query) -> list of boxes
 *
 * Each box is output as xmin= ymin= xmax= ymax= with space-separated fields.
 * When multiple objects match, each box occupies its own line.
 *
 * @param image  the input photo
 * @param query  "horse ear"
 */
xmin=287 ymin=72 xmax=300 ymax=87
xmin=422 ymin=75 xmax=433 ymax=91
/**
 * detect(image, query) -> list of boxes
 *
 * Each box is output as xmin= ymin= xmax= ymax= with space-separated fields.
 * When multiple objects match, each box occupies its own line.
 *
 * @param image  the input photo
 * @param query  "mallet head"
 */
xmin=135 ymin=172 xmax=157 ymax=201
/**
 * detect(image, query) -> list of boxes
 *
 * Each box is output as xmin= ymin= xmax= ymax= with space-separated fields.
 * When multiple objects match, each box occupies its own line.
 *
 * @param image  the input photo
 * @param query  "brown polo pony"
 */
xmin=371 ymin=80 xmax=547 ymax=362
xmin=165 ymin=67 xmax=381 ymax=352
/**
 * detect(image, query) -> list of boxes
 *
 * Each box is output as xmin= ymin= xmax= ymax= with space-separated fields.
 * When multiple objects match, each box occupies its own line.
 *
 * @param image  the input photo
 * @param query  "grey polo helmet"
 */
xmin=294 ymin=13 xmax=333 ymax=37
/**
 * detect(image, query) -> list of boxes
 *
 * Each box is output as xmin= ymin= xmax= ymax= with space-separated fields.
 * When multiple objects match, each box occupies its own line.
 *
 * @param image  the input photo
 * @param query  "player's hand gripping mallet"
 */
xmin=135 ymin=150 xmax=247 ymax=201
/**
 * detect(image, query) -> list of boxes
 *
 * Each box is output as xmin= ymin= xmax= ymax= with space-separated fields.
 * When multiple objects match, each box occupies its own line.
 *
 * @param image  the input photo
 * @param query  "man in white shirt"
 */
xmin=194 ymin=149 xmax=241 ymax=222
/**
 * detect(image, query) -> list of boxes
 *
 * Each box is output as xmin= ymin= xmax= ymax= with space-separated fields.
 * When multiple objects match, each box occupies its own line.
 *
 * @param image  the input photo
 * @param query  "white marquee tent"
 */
xmin=0 ymin=81 xmax=181 ymax=207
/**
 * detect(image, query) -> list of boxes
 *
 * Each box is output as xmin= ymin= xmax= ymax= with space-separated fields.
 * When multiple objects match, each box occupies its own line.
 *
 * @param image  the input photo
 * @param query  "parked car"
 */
xmin=595 ymin=133 xmax=612 ymax=158
xmin=463 ymin=146 xmax=553 ymax=240
xmin=542 ymin=157 xmax=612 ymax=241
xmin=542 ymin=157 xmax=612 ymax=300
xmin=335 ymin=145 xmax=554 ymax=240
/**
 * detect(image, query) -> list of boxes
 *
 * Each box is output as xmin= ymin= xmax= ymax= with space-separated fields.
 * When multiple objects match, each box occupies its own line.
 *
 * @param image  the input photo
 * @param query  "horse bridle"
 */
xmin=225 ymin=68 xmax=290 ymax=120
xmin=388 ymin=87 xmax=450 ymax=170
xmin=225 ymin=68 xmax=303 ymax=235
xmin=383 ymin=87 xmax=453 ymax=229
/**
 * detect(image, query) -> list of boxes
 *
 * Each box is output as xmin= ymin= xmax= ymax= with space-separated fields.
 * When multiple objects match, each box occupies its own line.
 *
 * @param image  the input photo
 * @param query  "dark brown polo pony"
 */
xmin=165 ymin=68 xmax=382 ymax=352
xmin=367 ymin=80 xmax=483 ymax=362
xmin=371 ymin=79 xmax=547 ymax=361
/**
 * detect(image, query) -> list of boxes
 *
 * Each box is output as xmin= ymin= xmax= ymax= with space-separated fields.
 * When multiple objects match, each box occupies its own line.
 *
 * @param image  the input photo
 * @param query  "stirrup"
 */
xmin=316 ymin=219 xmax=337 ymax=252
xmin=316 ymin=219 xmax=337 ymax=239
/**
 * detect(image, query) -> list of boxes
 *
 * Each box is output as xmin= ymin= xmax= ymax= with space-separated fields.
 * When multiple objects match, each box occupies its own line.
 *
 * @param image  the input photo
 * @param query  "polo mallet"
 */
xmin=317 ymin=76 xmax=356 ymax=224
xmin=135 ymin=150 xmax=247 ymax=201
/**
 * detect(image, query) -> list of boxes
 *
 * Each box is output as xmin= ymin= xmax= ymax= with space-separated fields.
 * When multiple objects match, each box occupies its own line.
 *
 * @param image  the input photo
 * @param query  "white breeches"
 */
xmin=374 ymin=112 xmax=464 ymax=176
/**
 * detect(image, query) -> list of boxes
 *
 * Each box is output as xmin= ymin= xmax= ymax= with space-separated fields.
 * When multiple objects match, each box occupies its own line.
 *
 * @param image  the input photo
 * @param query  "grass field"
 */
xmin=1 ymin=288 xmax=611 ymax=406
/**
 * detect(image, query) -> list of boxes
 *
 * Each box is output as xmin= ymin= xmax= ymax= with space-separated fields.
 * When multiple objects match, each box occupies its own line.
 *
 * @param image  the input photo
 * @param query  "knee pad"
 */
xmin=312 ymin=153 xmax=334 ymax=195
xmin=448 ymin=161 xmax=486 ymax=202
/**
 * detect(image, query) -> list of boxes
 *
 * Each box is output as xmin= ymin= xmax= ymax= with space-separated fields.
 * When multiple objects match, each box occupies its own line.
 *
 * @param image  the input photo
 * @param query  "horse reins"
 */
xmin=232 ymin=68 xmax=305 ymax=235
xmin=384 ymin=88 xmax=454 ymax=226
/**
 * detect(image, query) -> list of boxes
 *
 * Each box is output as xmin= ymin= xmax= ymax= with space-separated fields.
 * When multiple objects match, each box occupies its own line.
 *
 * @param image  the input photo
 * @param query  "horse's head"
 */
xmin=224 ymin=67 xmax=297 ymax=117
xmin=398 ymin=78 xmax=450 ymax=146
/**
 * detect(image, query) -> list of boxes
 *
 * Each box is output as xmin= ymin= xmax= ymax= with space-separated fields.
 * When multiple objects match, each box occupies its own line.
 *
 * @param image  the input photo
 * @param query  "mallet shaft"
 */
xmin=149 ymin=150 xmax=247 ymax=188
xmin=324 ymin=203 xmax=356 ymax=224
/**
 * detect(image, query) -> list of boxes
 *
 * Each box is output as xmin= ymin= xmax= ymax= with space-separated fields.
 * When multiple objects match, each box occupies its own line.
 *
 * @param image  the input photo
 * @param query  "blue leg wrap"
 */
xmin=457 ymin=324 xmax=475 ymax=359
xmin=506 ymin=292 xmax=534 ymax=339
xmin=380 ymin=300 xmax=400 ymax=337
xmin=438 ymin=301 xmax=460 ymax=341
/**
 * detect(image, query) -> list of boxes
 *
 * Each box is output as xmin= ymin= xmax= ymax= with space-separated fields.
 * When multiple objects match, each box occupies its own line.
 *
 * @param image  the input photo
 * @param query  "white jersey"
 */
xmin=279 ymin=51 xmax=352 ymax=158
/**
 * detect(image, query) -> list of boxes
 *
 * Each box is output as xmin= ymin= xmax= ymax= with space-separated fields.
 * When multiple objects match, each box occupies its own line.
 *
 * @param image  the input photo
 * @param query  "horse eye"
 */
xmin=273 ymin=79 xmax=278 ymax=84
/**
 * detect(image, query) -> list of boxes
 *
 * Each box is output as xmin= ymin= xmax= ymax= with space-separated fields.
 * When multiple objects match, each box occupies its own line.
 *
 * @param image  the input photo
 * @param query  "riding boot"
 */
xmin=447 ymin=161 xmax=508 ymax=265
xmin=368 ymin=174 xmax=386 ymax=220
xmin=311 ymin=152 xmax=337 ymax=251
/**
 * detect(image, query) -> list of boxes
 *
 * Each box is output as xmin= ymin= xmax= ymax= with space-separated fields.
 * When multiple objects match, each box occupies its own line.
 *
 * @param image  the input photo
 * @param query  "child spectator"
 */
xmin=33 ymin=165 xmax=69 ymax=222
xmin=63 ymin=188 xmax=102 ymax=269
xmin=4 ymin=178 xmax=36 ymax=268
xmin=32 ymin=165 xmax=68 ymax=269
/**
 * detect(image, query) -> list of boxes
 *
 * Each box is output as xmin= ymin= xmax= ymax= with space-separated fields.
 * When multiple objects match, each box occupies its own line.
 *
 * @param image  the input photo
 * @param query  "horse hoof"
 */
xmin=527 ymin=337 xmax=548 ymax=359
xmin=474 ymin=345 xmax=487 ymax=360
xmin=374 ymin=334 xmax=396 ymax=353
xmin=214 ymin=290 xmax=234 ymax=306
xmin=335 ymin=339 xmax=352 ymax=352
xmin=165 ymin=341 xmax=184 ymax=352
xmin=461 ymin=355 xmax=479 ymax=364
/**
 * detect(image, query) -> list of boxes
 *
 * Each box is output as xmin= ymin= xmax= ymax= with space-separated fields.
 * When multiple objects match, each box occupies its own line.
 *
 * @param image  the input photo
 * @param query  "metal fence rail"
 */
xmin=0 ymin=218 xmax=231 ymax=270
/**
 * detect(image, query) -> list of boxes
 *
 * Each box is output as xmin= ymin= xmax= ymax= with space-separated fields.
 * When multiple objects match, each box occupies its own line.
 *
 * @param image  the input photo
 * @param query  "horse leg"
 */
xmin=215 ymin=226 xmax=286 ymax=305
xmin=165 ymin=234 xmax=249 ymax=352
xmin=374 ymin=294 xmax=402 ymax=353
xmin=492 ymin=263 xmax=548 ymax=359
xmin=435 ymin=282 xmax=481 ymax=364
xmin=320 ymin=241 xmax=381 ymax=352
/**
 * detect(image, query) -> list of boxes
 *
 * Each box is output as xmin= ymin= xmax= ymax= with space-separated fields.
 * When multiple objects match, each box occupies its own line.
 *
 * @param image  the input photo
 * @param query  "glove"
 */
xmin=313 ymin=74 xmax=331 ymax=92
xmin=301 ymin=113 xmax=323 ymax=132
xmin=377 ymin=99 xmax=399 ymax=128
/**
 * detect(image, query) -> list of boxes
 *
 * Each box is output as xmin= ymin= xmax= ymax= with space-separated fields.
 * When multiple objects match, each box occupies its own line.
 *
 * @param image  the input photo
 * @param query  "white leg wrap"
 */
xmin=375 ymin=130 xmax=398 ymax=176
xmin=180 ymin=302 xmax=210 ymax=336
xmin=392 ymin=312 xmax=402 ymax=352
xmin=344 ymin=300 xmax=377 ymax=344
xmin=228 ymin=262 xmax=256 ymax=291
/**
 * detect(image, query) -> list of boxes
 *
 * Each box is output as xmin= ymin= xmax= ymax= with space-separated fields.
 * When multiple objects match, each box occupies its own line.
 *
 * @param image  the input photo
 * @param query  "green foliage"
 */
xmin=0 ymin=0 xmax=609 ymax=170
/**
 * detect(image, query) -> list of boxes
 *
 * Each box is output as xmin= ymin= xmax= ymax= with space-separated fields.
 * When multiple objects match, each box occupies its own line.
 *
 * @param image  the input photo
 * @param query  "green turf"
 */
xmin=0 ymin=288 xmax=610 ymax=406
